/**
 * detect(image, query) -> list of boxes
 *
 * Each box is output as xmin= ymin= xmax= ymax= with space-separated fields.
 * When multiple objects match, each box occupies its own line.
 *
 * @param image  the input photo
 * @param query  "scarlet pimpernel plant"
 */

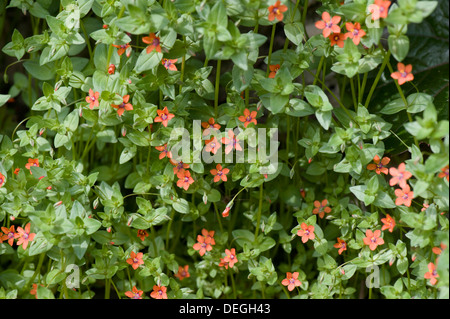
xmin=0 ymin=0 xmax=448 ymax=301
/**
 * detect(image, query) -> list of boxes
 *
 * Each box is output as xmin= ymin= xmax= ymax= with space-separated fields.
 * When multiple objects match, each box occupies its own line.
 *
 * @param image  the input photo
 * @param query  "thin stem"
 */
xmin=214 ymin=59 xmax=222 ymax=117
xmin=359 ymin=72 xmax=368 ymax=104
xmin=266 ymin=23 xmax=277 ymax=77
xmin=350 ymin=76 xmax=358 ymax=111
xmin=312 ymin=56 xmax=324 ymax=86
xmin=365 ymin=50 xmax=390 ymax=108
xmin=254 ymin=184 xmax=264 ymax=239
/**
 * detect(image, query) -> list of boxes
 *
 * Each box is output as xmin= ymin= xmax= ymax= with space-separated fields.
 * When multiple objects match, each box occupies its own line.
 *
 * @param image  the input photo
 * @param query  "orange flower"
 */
xmin=363 ymin=229 xmax=384 ymax=251
xmin=390 ymin=63 xmax=414 ymax=85
xmin=111 ymin=94 xmax=133 ymax=117
xmin=174 ymin=265 xmax=190 ymax=281
xmin=312 ymin=199 xmax=332 ymax=219
xmin=315 ymin=11 xmax=341 ymax=37
xmin=297 ymin=223 xmax=315 ymax=243
xmin=438 ymin=165 xmax=449 ymax=181
xmin=150 ymin=285 xmax=168 ymax=299
xmin=381 ymin=214 xmax=396 ymax=233
xmin=154 ymin=106 xmax=175 ymax=127
xmin=1 ymin=226 xmax=18 ymax=246
xmin=367 ymin=155 xmax=390 ymax=175
xmin=222 ymin=129 xmax=242 ymax=155
xmin=204 ymin=137 xmax=222 ymax=154
xmin=281 ymin=272 xmax=302 ymax=291
xmin=193 ymin=235 xmax=213 ymax=256
xmin=224 ymin=248 xmax=238 ymax=268
xmin=170 ymin=159 xmax=189 ymax=175
xmin=108 ymin=64 xmax=116 ymax=75
xmin=176 ymin=170 xmax=194 ymax=190
xmin=333 ymin=238 xmax=347 ymax=255
xmin=155 ymin=144 xmax=172 ymax=160
xmin=329 ymin=33 xmax=345 ymax=48
xmin=389 ymin=163 xmax=412 ymax=189
xmin=368 ymin=0 xmax=391 ymax=20
xmin=344 ymin=22 xmax=366 ymax=45
xmin=137 ymin=229 xmax=149 ymax=241
xmin=201 ymin=228 xmax=216 ymax=245
xmin=0 ymin=172 xmax=5 ymax=188
xmin=85 ymin=88 xmax=99 ymax=109
xmin=162 ymin=58 xmax=178 ymax=71
xmin=25 ymin=158 xmax=40 ymax=173
xmin=219 ymin=258 xmax=229 ymax=269
xmin=201 ymin=118 xmax=221 ymax=136
xmin=126 ymin=251 xmax=144 ymax=270
xmin=394 ymin=184 xmax=414 ymax=207
xmin=210 ymin=164 xmax=230 ymax=183
xmin=268 ymin=1 xmax=288 ymax=22
xmin=142 ymin=33 xmax=161 ymax=53
xmin=238 ymin=108 xmax=258 ymax=128
xmin=125 ymin=286 xmax=144 ymax=299
xmin=424 ymin=262 xmax=439 ymax=285
xmin=222 ymin=206 xmax=231 ymax=218
xmin=16 ymin=223 xmax=35 ymax=250
xmin=268 ymin=64 xmax=280 ymax=78
xmin=112 ymin=43 xmax=131 ymax=57
xmin=13 ymin=168 xmax=20 ymax=175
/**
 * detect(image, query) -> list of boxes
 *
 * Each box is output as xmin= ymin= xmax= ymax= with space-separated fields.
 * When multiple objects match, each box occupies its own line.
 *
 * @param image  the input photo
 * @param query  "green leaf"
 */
xmin=134 ymin=49 xmax=163 ymax=74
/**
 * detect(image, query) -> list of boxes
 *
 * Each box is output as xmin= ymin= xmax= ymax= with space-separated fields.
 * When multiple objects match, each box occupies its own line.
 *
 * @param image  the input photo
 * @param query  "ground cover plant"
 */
xmin=0 ymin=0 xmax=448 ymax=300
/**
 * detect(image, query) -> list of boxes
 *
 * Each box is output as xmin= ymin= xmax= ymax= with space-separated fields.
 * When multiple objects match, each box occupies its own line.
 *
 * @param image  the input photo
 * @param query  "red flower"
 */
xmin=25 ymin=158 xmax=40 ymax=173
xmin=201 ymin=228 xmax=215 ymax=245
xmin=13 ymin=168 xmax=20 ymax=175
xmin=268 ymin=64 xmax=280 ymax=78
xmin=193 ymin=235 xmax=213 ymax=256
xmin=390 ymin=63 xmax=414 ymax=85
xmin=268 ymin=1 xmax=288 ymax=22
xmin=16 ymin=223 xmax=36 ymax=250
xmin=344 ymin=22 xmax=366 ymax=45
xmin=281 ymin=272 xmax=302 ymax=291
xmin=111 ymin=94 xmax=133 ymax=117
xmin=1 ymin=226 xmax=18 ymax=246
xmin=394 ymin=184 xmax=414 ymax=207
xmin=150 ymin=285 xmax=168 ymax=299
xmin=137 ymin=229 xmax=149 ymax=241
xmin=368 ymin=0 xmax=391 ymax=20
xmin=222 ymin=129 xmax=242 ymax=154
xmin=367 ymin=155 xmax=390 ymax=175
xmin=389 ymin=163 xmax=412 ymax=189
xmin=126 ymin=251 xmax=144 ymax=270
xmin=222 ymin=206 xmax=231 ymax=218
xmin=0 ymin=172 xmax=5 ymax=188
xmin=329 ymin=33 xmax=345 ymax=48
xmin=142 ymin=33 xmax=161 ymax=53
xmin=438 ymin=165 xmax=449 ymax=181
xmin=85 ymin=88 xmax=100 ymax=109
xmin=170 ymin=159 xmax=189 ymax=175
xmin=312 ymin=199 xmax=332 ymax=219
xmin=223 ymin=248 xmax=238 ymax=268
xmin=333 ymin=238 xmax=347 ymax=255
xmin=155 ymin=144 xmax=172 ymax=160
xmin=363 ymin=229 xmax=384 ymax=251
xmin=297 ymin=223 xmax=315 ymax=243
xmin=125 ymin=286 xmax=144 ymax=299
xmin=201 ymin=118 xmax=221 ymax=136
xmin=154 ymin=106 xmax=175 ymax=127
xmin=424 ymin=262 xmax=439 ymax=285
xmin=210 ymin=164 xmax=230 ymax=183
xmin=238 ymin=108 xmax=258 ymax=128
xmin=162 ymin=58 xmax=178 ymax=71
xmin=381 ymin=214 xmax=396 ymax=233
xmin=112 ymin=43 xmax=131 ymax=57
xmin=204 ymin=137 xmax=222 ymax=154
xmin=176 ymin=170 xmax=194 ymax=190
xmin=108 ymin=64 xmax=116 ymax=75
xmin=174 ymin=265 xmax=190 ymax=281
xmin=315 ymin=12 xmax=341 ymax=37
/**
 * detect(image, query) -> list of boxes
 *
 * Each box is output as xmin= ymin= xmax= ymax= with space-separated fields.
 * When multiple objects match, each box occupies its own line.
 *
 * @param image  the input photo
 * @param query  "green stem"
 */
xmin=266 ymin=23 xmax=277 ymax=77
xmin=229 ymin=269 xmax=237 ymax=298
xmin=214 ymin=59 xmax=222 ymax=117
xmin=254 ymin=184 xmax=264 ymax=239
xmin=364 ymin=50 xmax=390 ymax=108
xmin=359 ymin=72 xmax=368 ymax=104
xmin=350 ymin=76 xmax=358 ymax=112
xmin=312 ymin=56 xmax=324 ymax=86
xmin=105 ymin=278 xmax=111 ymax=299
